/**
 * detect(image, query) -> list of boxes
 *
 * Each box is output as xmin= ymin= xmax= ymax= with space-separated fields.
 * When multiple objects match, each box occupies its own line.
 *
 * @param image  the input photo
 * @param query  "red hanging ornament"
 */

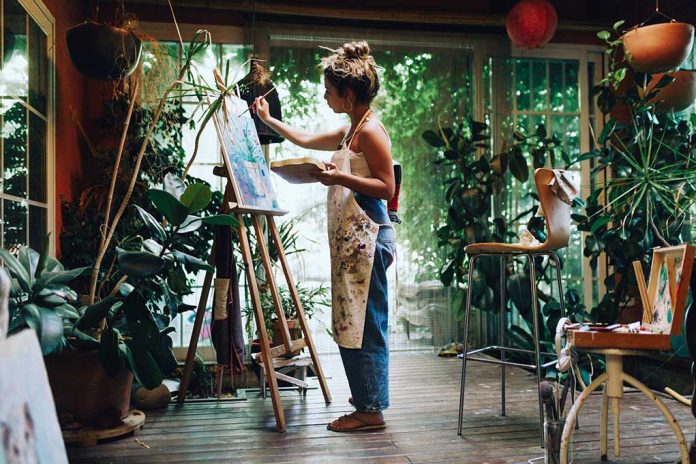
xmin=506 ymin=0 xmax=558 ymax=49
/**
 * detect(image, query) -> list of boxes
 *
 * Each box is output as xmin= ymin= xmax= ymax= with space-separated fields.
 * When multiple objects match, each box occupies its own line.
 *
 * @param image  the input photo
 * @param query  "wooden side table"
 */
xmin=559 ymin=348 xmax=689 ymax=463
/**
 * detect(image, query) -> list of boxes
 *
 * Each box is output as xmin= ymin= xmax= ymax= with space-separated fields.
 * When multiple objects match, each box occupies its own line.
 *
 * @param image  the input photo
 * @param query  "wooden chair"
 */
xmin=457 ymin=168 xmax=571 ymax=446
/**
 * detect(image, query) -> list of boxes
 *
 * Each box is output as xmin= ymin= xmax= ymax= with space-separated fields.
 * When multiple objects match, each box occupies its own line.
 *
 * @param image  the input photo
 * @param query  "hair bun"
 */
xmin=341 ymin=41 xmax=370 ymax=60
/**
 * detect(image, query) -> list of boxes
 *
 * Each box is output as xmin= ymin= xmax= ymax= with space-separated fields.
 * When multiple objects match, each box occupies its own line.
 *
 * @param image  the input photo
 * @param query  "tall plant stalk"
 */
xmin=88 ymin=31 xmax=212 ymax=304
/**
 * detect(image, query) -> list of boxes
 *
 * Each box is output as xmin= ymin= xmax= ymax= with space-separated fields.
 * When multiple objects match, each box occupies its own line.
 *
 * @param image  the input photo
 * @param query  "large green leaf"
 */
xmin=200 ymin=214 xmax=238 ymax=226
xmin=172 ymin=250 xmax=213 ymax=273
xmin=36 ymin=266 xmax=91 ymax=287
xmin=117 ymin=249 xmax=165 ymax=278
xmin=422 ymin=129 xmax=445 ymax=147
xmin=180 ymin=183 xmax=212 ymax=213
xmin=77 ymin=296 xmax=119 ymax=331
xmin=508 ymin=147 xmax=529 ymax=183
xmin=134 ymin=205 xmax=166 ymax=241
xmin=35 ymin=234 xmax=51 ymax=278
xmin=121 ymin=341 xmax=162 ymax=389
xmin=17 ymin=246 xmax=38 ymax=287
xmin=148 ymin=189 xmax=189 ymax=226
xmin=37 ymin=307 xmax=64 ymax=355
xmin=99 ymin=327 xmax=124 ymax=377
xmin=22 ymin=303 xmax=42 ymax=337
xmin=122 ymin=291 xmax=160 ymax=350
xmin=0 ymin=250 xmax=31 ymax=292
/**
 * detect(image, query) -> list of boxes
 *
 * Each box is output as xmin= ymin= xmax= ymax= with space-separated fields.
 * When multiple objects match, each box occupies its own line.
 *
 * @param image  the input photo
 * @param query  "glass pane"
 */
xmin=515 ymin=59 xmax=530 ymax=111
xmin=564 ymin=61 xmax=579 ymax=113
xmin=549 ymin=61 xmax=564 ymax=112
xmin=28 ymin=16 xmax=46 ymax=113
xmin=2 ymin=101 xmax=27 ymax=197
xmin=532 ymin=61 xmax=547 ymax=112
xmin=28 ymin=204 xmax=46 ymax=250
xmin=221 ymin=44 xmax=252 ymax=84
xmin=28 ymin=111 xmax=46 ymax=202
xmin=2 ymin=0 xmax=28 ymax=101
xmin=3 ymin=199 xmax=26 ymax=248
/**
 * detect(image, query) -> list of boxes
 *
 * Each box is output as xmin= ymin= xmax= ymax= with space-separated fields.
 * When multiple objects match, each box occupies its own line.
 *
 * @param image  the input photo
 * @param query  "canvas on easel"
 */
xmin=214 ymin=92 xmax=283 ymax=213
xmin=177 ymin=70 xmax=331 ymax=432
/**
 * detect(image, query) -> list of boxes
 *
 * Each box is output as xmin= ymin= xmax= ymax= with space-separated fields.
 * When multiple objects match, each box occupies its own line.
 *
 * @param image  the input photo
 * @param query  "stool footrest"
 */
xmin=458 ymin=345 xmax=557 ymax=371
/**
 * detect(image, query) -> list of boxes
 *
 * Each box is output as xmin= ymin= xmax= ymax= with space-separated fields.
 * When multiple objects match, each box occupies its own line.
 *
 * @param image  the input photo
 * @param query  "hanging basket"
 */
xmin=66 ymin=22 xmax=142 ymax=80
xmin=642 ymin=70 xmax=696 ymax=112
xmin=622 ymin=22 xmax=694 ymax=73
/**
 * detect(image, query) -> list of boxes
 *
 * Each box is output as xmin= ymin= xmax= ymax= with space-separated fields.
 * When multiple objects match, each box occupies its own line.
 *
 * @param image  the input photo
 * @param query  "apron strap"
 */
xmin=342 ymin=109 xmax=373 ymax=149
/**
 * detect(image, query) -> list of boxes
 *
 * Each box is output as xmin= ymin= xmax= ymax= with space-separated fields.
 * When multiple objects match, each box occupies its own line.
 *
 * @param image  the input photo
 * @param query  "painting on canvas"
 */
xmin=0 ymin=331 xmax=68 ymax=464
xmin=646 ymin=245 xmax=695 ymax=335
xmin=213 ymin=94 xmax=282 ymax=213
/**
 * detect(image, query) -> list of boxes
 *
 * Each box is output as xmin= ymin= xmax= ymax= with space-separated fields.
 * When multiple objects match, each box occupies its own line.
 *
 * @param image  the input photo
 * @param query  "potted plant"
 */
xmin=66 ymin=20 xmax=142 ymax=80
xmin=2 ymin=178 xmax=236 ymax=428
xmin=574 ymin=22 xmax=696 ymax=325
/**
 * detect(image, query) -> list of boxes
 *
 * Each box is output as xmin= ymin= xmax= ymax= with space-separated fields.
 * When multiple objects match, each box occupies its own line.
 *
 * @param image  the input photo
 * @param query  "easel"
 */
xmin=176 ymin=75 xmax=331 ymax=432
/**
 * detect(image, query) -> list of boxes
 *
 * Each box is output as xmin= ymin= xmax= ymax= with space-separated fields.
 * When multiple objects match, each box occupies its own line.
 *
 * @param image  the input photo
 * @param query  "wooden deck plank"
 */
xmin=67 ymin=352 xmax=695 ymax=463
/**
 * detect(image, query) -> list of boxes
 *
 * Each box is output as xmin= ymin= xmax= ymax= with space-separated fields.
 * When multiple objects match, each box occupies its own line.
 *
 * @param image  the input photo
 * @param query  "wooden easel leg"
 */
xmin=177 ymin=260 xmax=215 ymax=404
xmin=237 ymin=213 xmax=287 ymax=432
xmin=268 ymin=218 xmax=332 ymax=404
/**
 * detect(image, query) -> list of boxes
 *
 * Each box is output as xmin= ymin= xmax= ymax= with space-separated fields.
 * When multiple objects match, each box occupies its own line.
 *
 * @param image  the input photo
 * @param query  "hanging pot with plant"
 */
xmin=66 ymin=21 xmax=142 ymax=80
xmin=622 ymin=21 xmax=694 ymax=74
xmin=641 ymin=70 xmax=696 ymax=112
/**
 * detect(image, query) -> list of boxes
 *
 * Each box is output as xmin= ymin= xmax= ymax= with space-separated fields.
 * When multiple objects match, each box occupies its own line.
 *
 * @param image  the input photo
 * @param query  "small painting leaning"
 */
xmin=212 ymin=93 xmax=283 ymax=213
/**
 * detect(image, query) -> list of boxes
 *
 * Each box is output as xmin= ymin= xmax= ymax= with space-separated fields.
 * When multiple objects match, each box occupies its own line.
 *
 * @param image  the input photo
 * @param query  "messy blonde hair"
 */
xmin=321 ymin=41 xmax=379 ymax=104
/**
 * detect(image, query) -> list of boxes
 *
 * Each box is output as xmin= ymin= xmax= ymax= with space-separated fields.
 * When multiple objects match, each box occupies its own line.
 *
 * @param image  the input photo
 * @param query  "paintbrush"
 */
xmin=238 ymin=86 xmax=276 ymax=117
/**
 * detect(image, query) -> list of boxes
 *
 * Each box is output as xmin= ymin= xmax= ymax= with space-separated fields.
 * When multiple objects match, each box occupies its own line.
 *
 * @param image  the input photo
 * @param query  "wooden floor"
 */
xmin=68 ymin=352 xmax=695 ymax=463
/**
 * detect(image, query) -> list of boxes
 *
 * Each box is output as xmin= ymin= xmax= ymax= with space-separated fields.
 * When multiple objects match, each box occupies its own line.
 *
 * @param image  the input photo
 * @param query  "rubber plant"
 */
xmin=73 ymin=176 xmax=237 ymax=388
xmin=572 ymin=22 xmax=696 ymax=324
xmin=423 ymin=119 xmax=589 ymax=366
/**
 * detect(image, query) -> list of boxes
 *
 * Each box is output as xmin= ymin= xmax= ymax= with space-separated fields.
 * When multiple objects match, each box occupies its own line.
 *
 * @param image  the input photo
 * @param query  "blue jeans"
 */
xmin=339 ymin=193 xmax=396 ymax=412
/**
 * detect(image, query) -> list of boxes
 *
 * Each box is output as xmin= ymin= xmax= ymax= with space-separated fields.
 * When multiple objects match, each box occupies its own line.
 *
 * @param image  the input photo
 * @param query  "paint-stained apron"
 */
xmin=327 ymin=111 xmax=384 ymax=349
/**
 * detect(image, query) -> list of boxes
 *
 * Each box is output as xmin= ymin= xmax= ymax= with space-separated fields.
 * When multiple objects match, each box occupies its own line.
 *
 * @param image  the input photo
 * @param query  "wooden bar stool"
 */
xmin=457 ymin=168 xmax=571 ymax=446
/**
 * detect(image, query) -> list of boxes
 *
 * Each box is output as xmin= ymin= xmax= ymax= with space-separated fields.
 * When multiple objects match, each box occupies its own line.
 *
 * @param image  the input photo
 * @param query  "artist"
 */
xmin=254 ymin=41 xmax=396 ymax=432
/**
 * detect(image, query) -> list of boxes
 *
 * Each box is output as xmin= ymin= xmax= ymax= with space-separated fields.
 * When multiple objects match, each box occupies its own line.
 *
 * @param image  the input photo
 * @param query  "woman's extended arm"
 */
xmin=315 ymin=123 xmax=395 ymax=200
xmin=254 ymin=96 xmax=345 ymax=151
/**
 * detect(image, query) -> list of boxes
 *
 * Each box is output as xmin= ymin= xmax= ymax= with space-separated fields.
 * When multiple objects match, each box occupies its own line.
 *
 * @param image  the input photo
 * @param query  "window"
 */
xmin=1 ymin=0 xmax=53 ymax=252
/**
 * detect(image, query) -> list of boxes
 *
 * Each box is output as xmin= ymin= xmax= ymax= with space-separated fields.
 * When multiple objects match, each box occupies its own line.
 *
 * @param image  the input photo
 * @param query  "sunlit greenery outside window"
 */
xmin=1 ymin=0 xmax=51 ymax=251
xmin=485 ymin=57 xmax=585 ymax=300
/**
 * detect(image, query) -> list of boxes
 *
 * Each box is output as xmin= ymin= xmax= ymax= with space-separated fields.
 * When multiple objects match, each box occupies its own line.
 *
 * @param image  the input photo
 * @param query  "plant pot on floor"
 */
xmin=272 ymin=319 xmax=303 ymax=357
xmin=44 ymin=350 xmax=133 ymax=429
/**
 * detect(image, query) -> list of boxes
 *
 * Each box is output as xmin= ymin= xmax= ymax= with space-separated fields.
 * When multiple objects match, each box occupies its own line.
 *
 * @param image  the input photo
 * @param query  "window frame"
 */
xmin=1 ymin=0 xmax=55 ymax=253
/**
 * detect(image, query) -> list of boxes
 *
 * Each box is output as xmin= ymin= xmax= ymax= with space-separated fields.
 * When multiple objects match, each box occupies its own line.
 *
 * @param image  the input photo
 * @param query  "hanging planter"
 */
xmin=66 ymin=22 xmax=142 ymax=80
xmin=622 ymin=22 xmax=694 ymax=73
xmin=642 ymin=70 xmax=696 ymax=112
xmin=505 ymin=0 xmax=558 ymax=49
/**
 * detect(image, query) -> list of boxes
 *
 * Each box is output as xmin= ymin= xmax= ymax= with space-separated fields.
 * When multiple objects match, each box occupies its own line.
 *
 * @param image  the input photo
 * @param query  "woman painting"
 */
xmin=254 ymin=41 xmax=396 ymax=432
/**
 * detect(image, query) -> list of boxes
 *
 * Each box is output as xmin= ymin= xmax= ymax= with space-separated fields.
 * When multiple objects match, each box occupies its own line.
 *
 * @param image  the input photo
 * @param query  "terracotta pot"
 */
xmin=640 ymin=70 xmax=696 ymax=113
xmin=66 ymin=22 xmax=142 ymax=80
xmin=642 ymin=70 xmax=696 ymax=112
xmin=44 ymin=350 xmax=133 ymax=428
xmin=622 ymin=22 xmax=694 ymax=73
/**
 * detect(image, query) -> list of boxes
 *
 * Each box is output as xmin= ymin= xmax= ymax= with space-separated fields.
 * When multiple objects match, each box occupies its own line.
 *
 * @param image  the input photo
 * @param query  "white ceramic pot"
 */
xmin=642 ymin=70 xmax=696 ymax=112
xmin=622 ymin=22 xmax=694 ymax=73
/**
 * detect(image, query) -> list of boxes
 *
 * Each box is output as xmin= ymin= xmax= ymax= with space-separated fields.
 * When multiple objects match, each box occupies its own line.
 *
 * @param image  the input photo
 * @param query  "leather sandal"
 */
xmin=327 ymin=412 xmax=385 ymax=432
